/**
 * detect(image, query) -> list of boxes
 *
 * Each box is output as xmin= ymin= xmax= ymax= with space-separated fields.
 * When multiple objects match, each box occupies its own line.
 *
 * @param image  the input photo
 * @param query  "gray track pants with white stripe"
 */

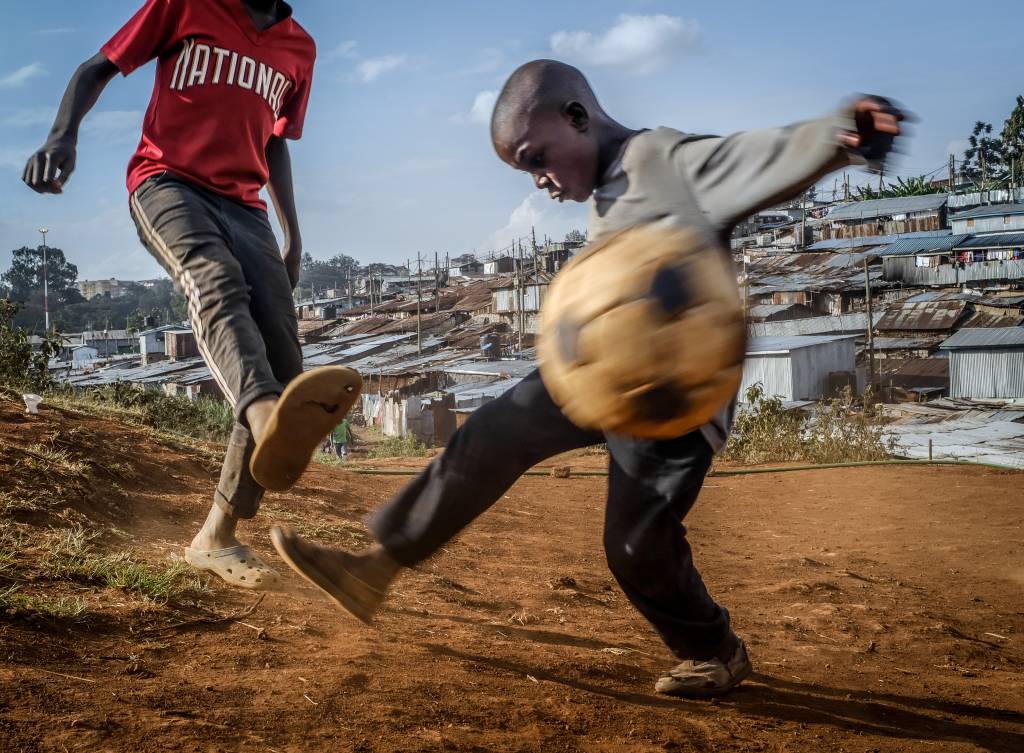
xmin=129 ymin=172 xmax=303 ymax=518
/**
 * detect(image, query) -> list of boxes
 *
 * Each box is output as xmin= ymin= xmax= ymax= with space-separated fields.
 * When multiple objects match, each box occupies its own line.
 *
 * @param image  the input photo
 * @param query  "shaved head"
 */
xmin=490 ymin=60 xmax=604 ymax=149
xmin=489 ymin=59 xmax=631 ymax=204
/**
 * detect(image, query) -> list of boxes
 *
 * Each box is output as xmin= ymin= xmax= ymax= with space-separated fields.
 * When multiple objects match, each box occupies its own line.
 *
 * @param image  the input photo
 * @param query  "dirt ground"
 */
xmin=1 ymin=397 xmax=1023 ymax=752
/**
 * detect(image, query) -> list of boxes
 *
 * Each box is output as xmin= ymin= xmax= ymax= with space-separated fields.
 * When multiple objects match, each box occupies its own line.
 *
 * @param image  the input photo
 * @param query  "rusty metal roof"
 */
xmin=874 ymin=300 xmax=968 ymax=332
xmin=825 ymin=194 xmax=948 ymax=222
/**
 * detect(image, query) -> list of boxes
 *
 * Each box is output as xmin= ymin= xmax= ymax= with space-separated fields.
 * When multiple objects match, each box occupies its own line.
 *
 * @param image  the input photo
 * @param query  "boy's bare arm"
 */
xmin=677 ymin=97 xmax=903 ymax=233
xmin=24 ymin=52 xmax=120 ymax=194
xmin=265 ymin=136 xmax=303 ymax=289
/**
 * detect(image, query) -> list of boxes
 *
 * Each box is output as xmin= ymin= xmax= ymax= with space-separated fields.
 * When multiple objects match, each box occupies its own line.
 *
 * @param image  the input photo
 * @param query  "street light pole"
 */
xmin=37 ymin=227 xmax=49 ymax=331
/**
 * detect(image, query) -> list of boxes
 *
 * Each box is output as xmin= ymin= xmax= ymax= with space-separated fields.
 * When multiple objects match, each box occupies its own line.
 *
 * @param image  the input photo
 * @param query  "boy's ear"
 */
xmin=562 ymin=101 xmax=589 ymax=132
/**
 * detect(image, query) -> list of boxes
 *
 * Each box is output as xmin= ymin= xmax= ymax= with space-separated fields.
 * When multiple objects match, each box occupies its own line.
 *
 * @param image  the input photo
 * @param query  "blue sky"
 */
xmin=1 ymin=0 xmax=1022 ymax=280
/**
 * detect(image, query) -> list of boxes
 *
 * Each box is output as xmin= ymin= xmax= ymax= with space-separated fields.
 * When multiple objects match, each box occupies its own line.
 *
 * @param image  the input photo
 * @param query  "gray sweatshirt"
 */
xmin=588 ymin=108 xmax=862 ymax=451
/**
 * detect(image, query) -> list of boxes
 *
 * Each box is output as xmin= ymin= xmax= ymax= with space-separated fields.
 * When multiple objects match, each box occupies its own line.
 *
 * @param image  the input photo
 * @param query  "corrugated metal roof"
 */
xmin=825 ymin=194 xmax=948 ymax=222
xmin=949 ymin=202 xmax=1024 ymax=220
xmin=875 ymin=300 xmax=968 ymax=332
xmin=748 ymin=313 xmax=871 ymax=337
xmin=870 ymin=337 xmax=940 ymax=350
xmin=955 ymin=232 xmax=1024 ymax=249
xmin=877 ymin=233 xmax=967 ymax=257
xmin=808 ymin=229 xmax=948 ymax=252
xmin=747 ymin=303 xmax=807 ymax=319
xmin=940 ymin=327 xmax=1024 ymax=350
xmin=746 ymin=335 xmax=856 ymax=354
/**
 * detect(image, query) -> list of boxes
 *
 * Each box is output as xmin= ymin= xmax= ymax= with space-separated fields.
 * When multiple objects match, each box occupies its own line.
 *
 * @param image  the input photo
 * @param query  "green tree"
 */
xmin=2 ymin=246 xmax=83 ymax=306
xmin=564 ymin=229 xmax=587 ymax=244
xmin=852 ymin=175 xmax=945 ymax=201
xmin=1001 ymin=95 xmax=1024 ymax=189
xmin=962 ymin=121 xmax=1005 ymax=189
xmin=0 ymin=299 xmax=61 ymax=391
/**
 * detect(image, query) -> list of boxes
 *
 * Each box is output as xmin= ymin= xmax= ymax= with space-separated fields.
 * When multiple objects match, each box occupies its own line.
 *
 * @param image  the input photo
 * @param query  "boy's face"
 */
xmin=496 ymin=109 xmax=599 ymax=203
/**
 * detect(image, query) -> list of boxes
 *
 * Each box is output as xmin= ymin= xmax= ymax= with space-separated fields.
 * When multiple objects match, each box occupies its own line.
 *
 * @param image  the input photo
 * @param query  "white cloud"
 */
xmin=1 ymin=106 xmax=56 ymax=128
xmin=550 ymin=14 xmax=701 ymax=74
xmin=453 ymin=90 xmax=498 ymax=126
xmin=354 ymin=54 xmax=406 ymax=83
xmin=81 ymin=110 xmax=144 ymax=146
xmin=0 ymin=63 xmax=47 ymax=90
xmin=331 ymin=39 xmax=359 ymax=59
xmin=484 ymin=192 xmax=588 ymax=253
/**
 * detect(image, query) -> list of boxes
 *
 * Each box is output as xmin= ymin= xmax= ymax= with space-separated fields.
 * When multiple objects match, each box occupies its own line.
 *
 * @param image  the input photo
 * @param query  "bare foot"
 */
xmin=245 ymin=396 xmax=278 ymax=445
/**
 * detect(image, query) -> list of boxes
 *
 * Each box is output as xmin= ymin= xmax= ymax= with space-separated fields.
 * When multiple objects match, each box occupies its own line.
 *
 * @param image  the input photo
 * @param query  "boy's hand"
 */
xmin=23 ymin=137 xmax=77 ymax=194
xmin=839 ymin=96 xmax=905 ymax=164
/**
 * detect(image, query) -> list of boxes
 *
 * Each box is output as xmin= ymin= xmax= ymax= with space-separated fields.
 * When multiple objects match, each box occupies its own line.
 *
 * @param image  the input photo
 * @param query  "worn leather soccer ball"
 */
xmin=538 ymin=223 xmax=745 ymax=439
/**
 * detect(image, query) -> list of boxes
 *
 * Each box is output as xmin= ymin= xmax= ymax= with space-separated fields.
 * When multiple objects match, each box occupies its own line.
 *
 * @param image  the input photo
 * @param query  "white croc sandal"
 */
xmin=184 ymin=545 xmax=281 ymax=591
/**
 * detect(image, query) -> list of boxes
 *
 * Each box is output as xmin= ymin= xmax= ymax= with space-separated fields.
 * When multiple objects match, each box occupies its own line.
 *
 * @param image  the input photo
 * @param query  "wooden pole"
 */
xmin=863 ymin=257 xmax=876 ymax=394
xmin=416 ymin=253 xmax=422 ymax=355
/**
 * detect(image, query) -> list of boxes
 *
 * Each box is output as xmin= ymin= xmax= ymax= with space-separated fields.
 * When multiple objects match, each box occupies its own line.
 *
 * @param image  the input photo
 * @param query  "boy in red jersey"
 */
xmin=24 ymin=0 xmax=361 ymax=590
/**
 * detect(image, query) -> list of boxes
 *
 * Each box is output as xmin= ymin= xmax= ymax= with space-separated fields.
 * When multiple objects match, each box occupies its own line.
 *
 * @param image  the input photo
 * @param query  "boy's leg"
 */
xmin=603 ymin=431 xmax=751 ymax=697
xmin=271 ymin=370 xmax=602 ymax=619
xmin=129 ymin=174 xmax=285 ymax=420
xmin=204 ymin=200 xmax=304 ymax=527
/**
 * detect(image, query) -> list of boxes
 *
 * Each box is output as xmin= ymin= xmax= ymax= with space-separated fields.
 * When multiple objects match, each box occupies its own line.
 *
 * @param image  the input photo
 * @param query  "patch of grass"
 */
xmin=367 ymin=433 xmax=431 ymax=459
xmin=723 ymin=384 xmax=898 ymax=465
xmin=48 ymin=383 xmax=233 ymax=443
xmin=25 ymin=442 xmax=90 ymax=476
xmin=42 ymin=528 xmax=207 ymax=604
xmin=0 ymin=586 xmax=86 ymax=620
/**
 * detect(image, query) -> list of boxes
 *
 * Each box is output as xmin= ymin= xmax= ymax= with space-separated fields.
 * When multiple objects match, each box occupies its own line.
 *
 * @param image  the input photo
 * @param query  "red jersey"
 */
xmin=102 ymin=0 xmax=315 ymax=209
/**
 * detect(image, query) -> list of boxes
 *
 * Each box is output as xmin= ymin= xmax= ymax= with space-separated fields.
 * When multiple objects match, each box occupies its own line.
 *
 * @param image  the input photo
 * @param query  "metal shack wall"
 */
xmin=949 ymin=350 xmax=1024 ymax=398
xmin=788 ymin=339 xmax=857 ymax=399
xmin=740 ymin=353 xmax=794 ymax=400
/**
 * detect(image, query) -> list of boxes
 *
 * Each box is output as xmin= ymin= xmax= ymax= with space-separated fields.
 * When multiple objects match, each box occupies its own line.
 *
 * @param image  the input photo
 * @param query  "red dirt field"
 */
xmin=1 ymin=397 xmax=1023 ymax=752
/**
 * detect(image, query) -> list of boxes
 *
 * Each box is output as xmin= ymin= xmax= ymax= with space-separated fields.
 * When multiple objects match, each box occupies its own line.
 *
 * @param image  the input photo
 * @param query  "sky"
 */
xmin=1 ymin=0 xmax=1022 ymax=281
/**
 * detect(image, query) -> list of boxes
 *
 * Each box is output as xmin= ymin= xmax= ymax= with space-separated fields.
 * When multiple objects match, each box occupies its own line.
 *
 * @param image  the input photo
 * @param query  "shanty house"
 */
xmin=950 ymin=203 xmax=1024 ymax=235
xmin=878 ymin=230 xmax=1024 ymax=286
xmin=740 ymin=335 xmax=858 ymax=401
xmin=940 ymin=327 xmax=1024 ymax=399
xmin=821 ymin=195 xmax=948 ymax=240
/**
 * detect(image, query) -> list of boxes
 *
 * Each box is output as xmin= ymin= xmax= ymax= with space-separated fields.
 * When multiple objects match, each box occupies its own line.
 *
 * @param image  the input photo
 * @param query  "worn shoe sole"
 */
xmin=655 ymin=655 xmax=753 ymax=699
xmin=269 ymin=526 xmax=382 ymax=624
xmin=184 ymin=545 xmax=281 ymax=591
xmin=250 ymin=367 xmax=362 ymax=491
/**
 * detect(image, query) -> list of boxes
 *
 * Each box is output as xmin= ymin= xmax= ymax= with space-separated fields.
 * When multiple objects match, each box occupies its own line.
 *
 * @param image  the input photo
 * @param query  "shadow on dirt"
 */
xmin=426 ymin=645 xmax=1024 ymax=752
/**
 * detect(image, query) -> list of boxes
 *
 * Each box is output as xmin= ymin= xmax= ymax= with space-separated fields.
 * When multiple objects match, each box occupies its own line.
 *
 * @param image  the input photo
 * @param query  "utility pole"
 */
xmin=949 ymin=154 xmax=956 ymax=193
xmin=531 ymin=225 xmax=539 ymax=275
xmin=347 ymin=266 xmax=352 ymax=309
xmin=415 ymin=253 xmax=423 ymax=355
xmin=435 ymin=251 xmax=440 ymax=313
xmin=516 ymin=241 xmax=524 ymax=351
xmin=38 ymin=228 xmax=50 ymax=331
xmin=863 ymin=257 xmax=876 ymax=395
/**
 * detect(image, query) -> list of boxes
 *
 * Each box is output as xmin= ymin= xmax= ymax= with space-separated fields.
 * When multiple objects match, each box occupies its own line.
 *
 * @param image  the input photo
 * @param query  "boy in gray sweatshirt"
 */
xmin=272 ymin=59 xmax=904 ymax=698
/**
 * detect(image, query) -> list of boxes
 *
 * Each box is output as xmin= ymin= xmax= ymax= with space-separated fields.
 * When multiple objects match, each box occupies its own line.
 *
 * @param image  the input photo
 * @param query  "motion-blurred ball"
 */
xmin=538 ymin=223 xmax=745 ymax=439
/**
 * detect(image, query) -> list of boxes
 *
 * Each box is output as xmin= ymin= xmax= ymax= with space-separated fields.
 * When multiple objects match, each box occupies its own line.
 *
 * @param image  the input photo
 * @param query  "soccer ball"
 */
xmin=538 ymin=223 xmax=745 ymax=439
